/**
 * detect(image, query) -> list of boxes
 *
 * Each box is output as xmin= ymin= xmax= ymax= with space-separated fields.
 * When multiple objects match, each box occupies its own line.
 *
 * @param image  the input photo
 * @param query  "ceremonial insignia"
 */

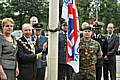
xmin=12 ymin=44 xmax=16 ymax=48
xmin=18 ymin=39 xmax=36 ymax=53
xmin=85 ymin=48 xmax=88 ymax=55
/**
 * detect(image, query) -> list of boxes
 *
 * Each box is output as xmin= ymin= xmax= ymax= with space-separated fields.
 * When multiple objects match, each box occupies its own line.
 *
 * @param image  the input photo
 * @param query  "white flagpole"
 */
xmin=47 ymin=0 xmax=59 ymax=80
xmin=95 ymin=0 xmax=99 ymax=21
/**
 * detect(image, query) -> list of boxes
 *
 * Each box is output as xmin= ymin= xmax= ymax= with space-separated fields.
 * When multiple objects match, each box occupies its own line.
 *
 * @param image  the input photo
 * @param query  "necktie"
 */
xmin=97 ymin=34 xmax=99 ymax=39
xmin=28 ymin=39 xmax=30 ymax=43
xmin=107 ymin=36 xmax=111 ymax=40
xmin=36 ymin=36 xmax=40 ymax=46
xmin=35 ymin=36 xmax=39 ymax=53
xmin=64 ymin=32 xmax=67 ymax=53
xmin=27 ymin=39 xmax=31 ymax=45
xmin=64 ymin=32 xmax=67 ymax=43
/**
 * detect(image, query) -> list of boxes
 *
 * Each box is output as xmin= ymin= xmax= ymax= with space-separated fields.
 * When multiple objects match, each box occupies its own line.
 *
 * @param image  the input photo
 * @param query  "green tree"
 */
xmin=0 ymin=0 xmax=49 ymax=29
xmin=76 ymin=0 xmax=93 ymax=27
xmin=76 ymin=0 xmax=119 ymax=30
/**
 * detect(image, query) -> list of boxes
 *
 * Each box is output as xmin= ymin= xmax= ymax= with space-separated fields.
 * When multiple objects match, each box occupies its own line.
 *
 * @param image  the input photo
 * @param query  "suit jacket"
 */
xmin=17 ymin=36 xmax=37 ymax=80
xmin=92 ymin=34 xmax=108 ymax=67
xmin=33 ymin=35 xmax=48 ymax=68
xmin=106 ymin=34 xmax=119 ymax=62
xmin=92 ymin=34 xmax=108 ymax=57
xmin=58 ymin=32 xmax=67 ymax=64
xmin=0 ymin=34 xmax=17 ymax=69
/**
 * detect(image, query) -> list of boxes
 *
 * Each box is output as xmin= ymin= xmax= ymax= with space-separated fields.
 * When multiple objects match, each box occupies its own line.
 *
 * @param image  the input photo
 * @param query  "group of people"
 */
xmin=0 ymin=16 xmax=119 ymax=80
xmin=59 ymin=21 xmax=119 ymax=80
xmin=0 ymin=17 xmax=48 ymax=80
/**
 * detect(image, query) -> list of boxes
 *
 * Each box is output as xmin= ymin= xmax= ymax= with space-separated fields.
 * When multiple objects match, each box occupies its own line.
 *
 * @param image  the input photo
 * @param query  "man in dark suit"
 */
xmin=58 ymin=22 xmax=73 ymax=80
xmin=92 ymin=22 xmax=108 ymax=80
xmin=33 ymin=23 xmax=48 ymax=80
xmin=103 ymin=23 xmax=119 ymax=80
xmin=17 ymin=23 xmax=42 ymax=80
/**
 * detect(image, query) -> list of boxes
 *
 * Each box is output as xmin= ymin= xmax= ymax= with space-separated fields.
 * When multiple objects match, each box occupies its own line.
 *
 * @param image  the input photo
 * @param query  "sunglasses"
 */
xmin=63 ymin=24 xmax=68 ymax=26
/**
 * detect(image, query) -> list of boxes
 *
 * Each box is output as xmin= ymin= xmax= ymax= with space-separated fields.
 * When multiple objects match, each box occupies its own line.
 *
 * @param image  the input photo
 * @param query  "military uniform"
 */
xmin=74 ymin=38 xmax=102 ymax=80
xmin=92 ymin=22 xmax=108 ymax=80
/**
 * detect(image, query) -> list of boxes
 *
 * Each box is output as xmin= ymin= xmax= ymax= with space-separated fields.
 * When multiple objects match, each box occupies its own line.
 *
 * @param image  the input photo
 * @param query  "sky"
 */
xmin=118 ymin=0 xmax=120 ymax=3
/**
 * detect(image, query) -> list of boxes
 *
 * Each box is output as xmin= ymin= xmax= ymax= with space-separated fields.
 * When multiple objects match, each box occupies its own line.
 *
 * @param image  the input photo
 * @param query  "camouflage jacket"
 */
xmin=79 ymin=38 xmax=102 ymax=68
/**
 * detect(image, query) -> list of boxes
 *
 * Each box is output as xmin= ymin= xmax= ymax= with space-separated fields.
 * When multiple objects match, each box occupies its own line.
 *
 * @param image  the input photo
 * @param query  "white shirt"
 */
xmin=107 ymin=34 xmax=113 ymax=40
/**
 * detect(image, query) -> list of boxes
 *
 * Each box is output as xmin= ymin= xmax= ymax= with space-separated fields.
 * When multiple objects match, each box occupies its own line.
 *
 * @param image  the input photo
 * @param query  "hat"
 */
xmin=81 ymin=22 xmax=89 ymax=29
xmin=82 ymin=26 xmax=92 ymax=31
xmin=81 ymin=22 xmax=92 ymax=31
xmin=33 ymin=23 xmax=43 ymax=30
xmin=93 ymin=21 xmax=103 ymax=29
xmin=60 ymin=18 xmax=65 ymax=24
xmin=62 ymin=21 xmax=68 ymax=26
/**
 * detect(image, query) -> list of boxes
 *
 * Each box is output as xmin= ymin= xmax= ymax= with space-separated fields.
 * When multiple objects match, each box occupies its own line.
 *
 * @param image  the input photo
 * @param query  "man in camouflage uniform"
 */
xmin=74 ymin=25 xmax=102 ymax=80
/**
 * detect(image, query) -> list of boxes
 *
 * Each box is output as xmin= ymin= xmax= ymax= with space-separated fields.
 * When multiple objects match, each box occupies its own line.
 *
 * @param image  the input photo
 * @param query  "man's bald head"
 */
xmin=22 ymin=23 xmax=32 ymax=38
xmin=107 ymin=23 xmax=114 ymax=28
xmin=22 ymin=23 xmax=32 ymax=30
xmin=107 ymin=23 xmax=114 ymax=34
xmin=30 ymin=16 xmax=38 ymax=26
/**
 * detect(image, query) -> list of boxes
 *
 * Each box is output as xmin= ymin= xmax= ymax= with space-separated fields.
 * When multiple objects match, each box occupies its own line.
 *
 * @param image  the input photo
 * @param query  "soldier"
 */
xmin=92 ymin=22 xmax=108 ymax=80
xmin=74 ymin=25 xmax=102 ymax=80
xmin=33 ymin=23 xmax=48 ymax=80
xmin=58 ymin=21 xmax=73 ymax=80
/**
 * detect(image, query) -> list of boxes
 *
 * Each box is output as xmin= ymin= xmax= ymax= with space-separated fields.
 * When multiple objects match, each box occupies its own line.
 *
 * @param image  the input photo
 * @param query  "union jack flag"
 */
xmin=61 ymin=0 xmax=80 ymax=73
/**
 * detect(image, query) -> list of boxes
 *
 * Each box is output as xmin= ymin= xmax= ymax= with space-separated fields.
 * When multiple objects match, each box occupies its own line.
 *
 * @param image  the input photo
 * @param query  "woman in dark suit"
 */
xmin=17 ymin=23 xmax=42 ymax=80
xmin=0 ymin=18 xmax=19 ymax=80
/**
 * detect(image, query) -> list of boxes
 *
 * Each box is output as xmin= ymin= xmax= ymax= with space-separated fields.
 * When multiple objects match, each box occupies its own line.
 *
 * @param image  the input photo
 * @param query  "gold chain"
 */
xmin=18 ymin=39 xmax=36 ymax=53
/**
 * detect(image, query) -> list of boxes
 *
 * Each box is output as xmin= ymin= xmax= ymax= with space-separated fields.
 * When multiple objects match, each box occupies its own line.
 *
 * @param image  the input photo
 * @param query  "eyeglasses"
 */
xmin=5 ymin=25 xmax=13 ymax=27
xmin=63 ymin=24 xmax=68 ymax=26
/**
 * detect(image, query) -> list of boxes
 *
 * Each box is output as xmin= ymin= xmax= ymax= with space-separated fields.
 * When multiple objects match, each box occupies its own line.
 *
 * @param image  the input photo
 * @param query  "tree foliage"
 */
xmin=0 ymin=0 xmax=49 ymax=29
xmin=76 ymin=0 xmax=120 ymax=31
xmin=0 ymin=0 xmax=120 ymax=31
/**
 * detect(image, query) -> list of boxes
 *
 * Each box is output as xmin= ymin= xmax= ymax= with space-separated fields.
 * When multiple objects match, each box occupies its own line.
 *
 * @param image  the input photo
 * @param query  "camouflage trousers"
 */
xmin=74 ymin=70 xmax=96 ymax=80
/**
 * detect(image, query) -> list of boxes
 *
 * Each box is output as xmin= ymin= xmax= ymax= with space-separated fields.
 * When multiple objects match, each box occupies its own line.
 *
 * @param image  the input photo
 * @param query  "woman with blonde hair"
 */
xmin=0 ymin=18 xmax=19 ymax=80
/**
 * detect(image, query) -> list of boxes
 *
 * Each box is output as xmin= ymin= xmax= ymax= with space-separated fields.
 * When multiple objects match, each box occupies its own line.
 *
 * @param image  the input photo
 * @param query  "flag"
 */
xmin=62 ymin=0 xmax=80 ymax=73
xmin=61 ymin=0 xmax=69 ymax=22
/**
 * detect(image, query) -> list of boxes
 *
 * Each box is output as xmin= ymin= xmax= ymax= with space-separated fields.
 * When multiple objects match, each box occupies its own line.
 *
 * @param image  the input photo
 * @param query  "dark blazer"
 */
xmin=92 ymin=34 xmax=108 ymax=57
xmin=17 ymin=36 xmax=37 ymax=80
xmin=92 ymin=34 xmax=108 ymax=68
xmin=103 ymin=34 xmax=119 ymax=80
xmin=0 ymin=34 xmax=17 ymax=69
xmin=58 ymin=32 xmax=67 ymax=64
xmin=106 ymin=34 xmax=119 ymax=61
xmin=35 ymin=36 xmax=48 ymax=53
xmin=33 ymin=35 xmax=48 ymax=68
